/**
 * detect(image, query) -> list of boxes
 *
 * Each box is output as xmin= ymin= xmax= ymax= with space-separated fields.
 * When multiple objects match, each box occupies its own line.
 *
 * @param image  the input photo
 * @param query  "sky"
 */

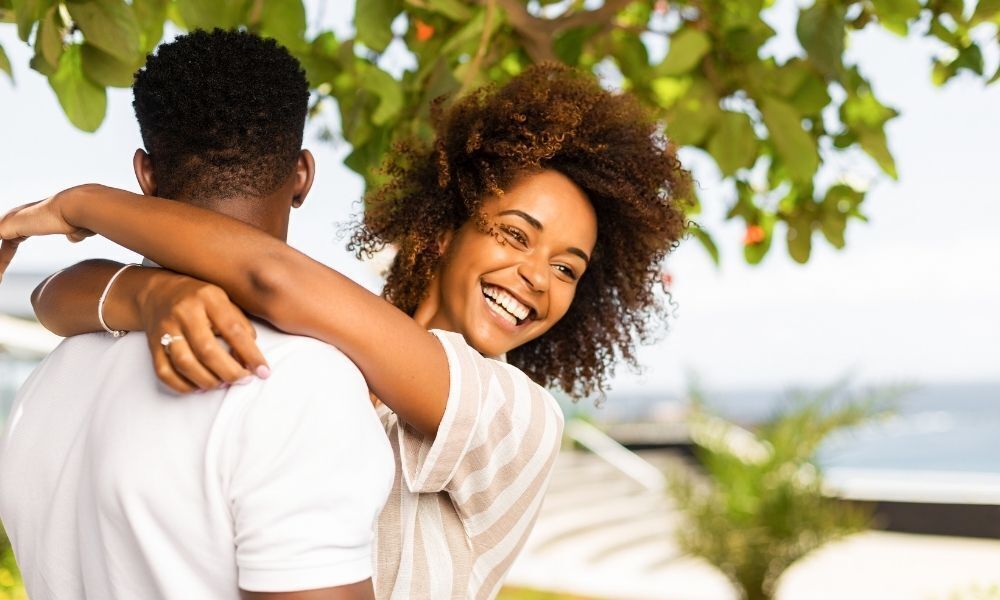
xmin=1 ymin=1 xmax=998 ymax=395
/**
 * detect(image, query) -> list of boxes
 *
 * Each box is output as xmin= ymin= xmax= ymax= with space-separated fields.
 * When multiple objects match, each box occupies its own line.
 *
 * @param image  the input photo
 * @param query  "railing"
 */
xmin=564 ymin=419 xmax=667 ymax=492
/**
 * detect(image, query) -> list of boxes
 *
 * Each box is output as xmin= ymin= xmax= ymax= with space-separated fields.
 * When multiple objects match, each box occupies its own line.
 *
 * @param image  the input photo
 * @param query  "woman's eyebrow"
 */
xmin=498 ymin=209 xmax=543 ymax=230
xmin=567 ymin=247 xmax=590 ymax=263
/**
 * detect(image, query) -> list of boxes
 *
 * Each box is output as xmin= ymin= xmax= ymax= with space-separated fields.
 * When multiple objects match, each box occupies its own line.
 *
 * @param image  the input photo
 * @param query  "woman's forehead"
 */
xmin=493 ymin=170 xmax=596 ymax=238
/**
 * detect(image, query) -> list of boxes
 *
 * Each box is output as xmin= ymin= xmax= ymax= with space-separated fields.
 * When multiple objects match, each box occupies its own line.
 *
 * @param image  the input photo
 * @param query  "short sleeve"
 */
xmin=220 ymin=341 xmax=393 ymax=592
xmin=395 ymin=330 xmax=565 ymax=521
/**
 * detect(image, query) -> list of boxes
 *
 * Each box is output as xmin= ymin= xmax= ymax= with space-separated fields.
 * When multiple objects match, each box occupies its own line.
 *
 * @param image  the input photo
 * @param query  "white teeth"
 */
xmin=482 ymin=283 xmax=531 ymax=322
xmin=486 ymin=296 xmax=518 ymax=326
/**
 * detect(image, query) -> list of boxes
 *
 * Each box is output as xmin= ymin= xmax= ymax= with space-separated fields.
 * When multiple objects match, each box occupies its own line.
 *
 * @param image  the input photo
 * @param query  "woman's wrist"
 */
xmin=57 ymin=183 xmax=106 ymax=230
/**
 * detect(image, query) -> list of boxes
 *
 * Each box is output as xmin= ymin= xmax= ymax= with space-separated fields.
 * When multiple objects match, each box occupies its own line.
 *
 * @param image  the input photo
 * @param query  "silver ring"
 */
xmin=160 ymin=333 xmax=184 ymax=354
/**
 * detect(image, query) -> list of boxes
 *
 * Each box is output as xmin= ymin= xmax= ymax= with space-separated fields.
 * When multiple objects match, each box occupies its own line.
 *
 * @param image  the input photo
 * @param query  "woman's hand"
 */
xmin=137 ymin=272 xmax=269 ymax=393
xmin=0 ymin=189 xmax=95 ymax=281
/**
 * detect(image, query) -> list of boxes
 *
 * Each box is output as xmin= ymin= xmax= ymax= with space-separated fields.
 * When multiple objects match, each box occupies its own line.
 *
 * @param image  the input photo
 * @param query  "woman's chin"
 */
xmin=463 ymin=324 xmax=514 ymax=358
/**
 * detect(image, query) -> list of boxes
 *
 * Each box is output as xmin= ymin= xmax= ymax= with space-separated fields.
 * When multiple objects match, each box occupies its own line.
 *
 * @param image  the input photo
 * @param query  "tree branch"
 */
xmin=494 ymin=0 xmax=557 ymax=62
xmin=459 ymin=0 xmax=497 ymax=97
xmin=493 ymin=0 xmax=637 ymax=64
xmin=556 ymin=0 xmax=635 ymax=31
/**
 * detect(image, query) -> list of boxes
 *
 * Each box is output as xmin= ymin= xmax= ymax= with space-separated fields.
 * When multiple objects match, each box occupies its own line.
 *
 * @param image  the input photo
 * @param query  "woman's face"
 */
xmin=417 ymin=169 xmax=598 ymax=357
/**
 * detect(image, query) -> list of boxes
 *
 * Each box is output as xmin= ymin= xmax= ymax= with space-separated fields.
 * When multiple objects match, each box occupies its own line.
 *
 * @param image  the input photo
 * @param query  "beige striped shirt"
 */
xmin=374 ymin=329 xmax=565 ymax=599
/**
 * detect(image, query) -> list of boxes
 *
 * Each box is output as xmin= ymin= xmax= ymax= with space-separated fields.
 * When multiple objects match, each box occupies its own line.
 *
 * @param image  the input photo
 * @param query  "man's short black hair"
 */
xmin=133 ymin=29 xmax=309 ymax=202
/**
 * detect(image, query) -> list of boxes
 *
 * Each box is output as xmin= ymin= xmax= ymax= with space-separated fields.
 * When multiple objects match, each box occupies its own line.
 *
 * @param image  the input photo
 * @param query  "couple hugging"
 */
xmin=0 ymin=29 xmax=689 ymax=600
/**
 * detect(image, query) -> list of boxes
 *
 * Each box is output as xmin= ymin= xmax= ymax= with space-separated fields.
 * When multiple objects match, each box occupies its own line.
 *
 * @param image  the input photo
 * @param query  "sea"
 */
xmin=562 ymin=380 xmax=1000 ymax=476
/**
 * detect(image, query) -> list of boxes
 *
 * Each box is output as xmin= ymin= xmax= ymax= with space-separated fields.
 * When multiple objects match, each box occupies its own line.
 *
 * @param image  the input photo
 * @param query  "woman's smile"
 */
xmin=480 ymin=281 xmax=536 ymax=330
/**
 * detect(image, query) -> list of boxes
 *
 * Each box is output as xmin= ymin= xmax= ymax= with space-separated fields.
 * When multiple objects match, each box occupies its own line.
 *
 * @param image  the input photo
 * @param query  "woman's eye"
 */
xmin=554 ymin=264 xmax=578 ymax=280
xmin=501 ymin=226 xmax=528 ymax=246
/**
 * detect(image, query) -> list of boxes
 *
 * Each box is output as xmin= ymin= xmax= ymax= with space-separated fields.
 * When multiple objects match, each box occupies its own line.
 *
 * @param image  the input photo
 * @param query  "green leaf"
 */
xmin=0 ymin=43 xmax=12 ymax=82
xmin=657 ymin=28 xmax=710 ymax=77
xmin=32 ymin=4 xmax=62 ymax=75
xmin=355 ymin=0 xmax=402 ymax=52
xmin=258 ymin=0 xmax=306 ymax=50
xmin=49 ymin=44 xmax=107 ymax=131
xmin=67 ymin=0 xmax=142 ymax=63
xmin=81 ymin=43 xmax=140 ymax=87
xmin=789 ymin=70 xmax=830 ymax=115
xmin=820 ymin=184 xmax=862 ymax=248
xmin=759 ymin=96 xmax=818 ymax=183
xmin=612 ymin=28 xmax=649 ymax=82
xmin=786 ymin=214 xmax=813 ymax=263
xmin=972 ymin=0 xmax=1000 ymax=24
xmin=416 ymin=0 xmax=472 ymax=21
xmin=953 ymin=43 xmax=985 ymax=76
xmin=345 ymin=125 xmax=392 ymax=188
xmin=651 ymin=76 xmax=691 ymax=109
xmin=665 ymin=78 xmax=720 ymax=146
xmin=689 ymin=225 xmax=720 ymax=266
xmin=819 ymin=212 xmax=846 ymax=248
xmin=360 ymin=66 xmax=403 ymax=125
xmin=174 ymin=0 xmax=247 ymax=30
xmin=858 ymin=127 xmax=897 ymax=178
xmin=133 ymin=0 xmax=167 ymax=53
xmin=870 ymin=0 xmax=921 ymax=36
xmin=841 ymin=89 xmax=898 ymax=177
xmin=554 ymin=25 xmax=597 ymax=65
xmin=796 ymin=1 xmax=845 ymax=80
xmin=708 ymin=111 xmax=758 ymax=176
xmin=12 ymin=0 xmax=51 ymax=41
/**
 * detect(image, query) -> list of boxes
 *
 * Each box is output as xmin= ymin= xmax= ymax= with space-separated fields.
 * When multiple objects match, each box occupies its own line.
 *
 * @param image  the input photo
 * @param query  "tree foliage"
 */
xmin=0 ymin=0 xmax=997 ymax=264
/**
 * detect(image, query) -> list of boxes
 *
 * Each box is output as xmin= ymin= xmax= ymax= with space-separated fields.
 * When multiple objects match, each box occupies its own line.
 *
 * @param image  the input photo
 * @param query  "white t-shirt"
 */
xmin=0 ymin=325 xmax=394 ymax=600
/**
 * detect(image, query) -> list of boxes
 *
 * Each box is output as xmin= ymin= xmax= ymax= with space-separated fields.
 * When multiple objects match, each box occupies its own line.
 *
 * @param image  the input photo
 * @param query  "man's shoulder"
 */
xmin=252 ymin=323 xmax=359 ymax=376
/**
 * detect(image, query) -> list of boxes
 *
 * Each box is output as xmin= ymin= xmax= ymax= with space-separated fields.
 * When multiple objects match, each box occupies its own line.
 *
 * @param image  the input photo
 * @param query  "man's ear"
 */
xmin=132 ymin=149 xmax=157 ymax=196
xmin=291 ymin=149 xmax=316 ymax=209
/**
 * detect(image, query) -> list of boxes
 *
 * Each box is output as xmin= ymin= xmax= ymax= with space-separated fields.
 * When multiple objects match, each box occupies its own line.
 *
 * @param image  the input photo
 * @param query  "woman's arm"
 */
xmin=32 ymin=260 xmax=265 ymax=392
xmin=3 ymin=185 xmax=449 ymax=436
xmin=33 ymin=259 xmax=140 ymax=336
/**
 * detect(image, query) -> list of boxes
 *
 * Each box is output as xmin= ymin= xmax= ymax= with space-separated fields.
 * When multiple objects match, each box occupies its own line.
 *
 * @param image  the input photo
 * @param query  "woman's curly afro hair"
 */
xmin=350 ymin=63 xmax=691 ymax=398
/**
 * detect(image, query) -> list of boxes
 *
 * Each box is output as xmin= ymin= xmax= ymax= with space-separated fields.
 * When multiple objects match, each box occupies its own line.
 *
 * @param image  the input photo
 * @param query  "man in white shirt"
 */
xmin=0 ymin=30 xmax=394 ymax=599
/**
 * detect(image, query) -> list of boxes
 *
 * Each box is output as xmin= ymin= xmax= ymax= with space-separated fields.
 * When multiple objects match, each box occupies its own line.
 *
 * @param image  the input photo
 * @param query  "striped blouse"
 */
xmin=374 ymin=329 xmax=565 ymax=599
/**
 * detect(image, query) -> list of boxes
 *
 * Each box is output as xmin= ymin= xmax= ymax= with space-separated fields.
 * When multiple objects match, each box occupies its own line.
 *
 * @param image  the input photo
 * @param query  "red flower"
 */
xmin=743 ymin=224 xmax=766 ymax=245
xmin=415 ymin=19 xmax=435 ymax=42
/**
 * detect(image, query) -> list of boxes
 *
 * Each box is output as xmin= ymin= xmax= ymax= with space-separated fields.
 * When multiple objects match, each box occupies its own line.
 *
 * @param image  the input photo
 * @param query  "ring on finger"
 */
xmin=160 ymin=333 xmax=185 ymax=355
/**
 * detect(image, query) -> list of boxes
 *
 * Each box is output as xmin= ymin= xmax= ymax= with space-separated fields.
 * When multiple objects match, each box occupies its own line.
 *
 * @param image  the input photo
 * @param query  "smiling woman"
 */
xmin=353 ymin=64 xmax=692 ymax=395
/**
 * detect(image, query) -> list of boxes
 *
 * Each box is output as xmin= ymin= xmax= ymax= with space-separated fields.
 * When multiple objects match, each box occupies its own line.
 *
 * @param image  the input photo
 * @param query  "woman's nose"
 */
xmin=518 ymin=255 xmax=550 ymax=292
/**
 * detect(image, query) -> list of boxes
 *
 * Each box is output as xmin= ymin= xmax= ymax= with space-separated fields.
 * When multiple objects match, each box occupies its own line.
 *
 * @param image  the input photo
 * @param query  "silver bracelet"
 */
xmin=98 ymin=263 xmax=140 ymax=337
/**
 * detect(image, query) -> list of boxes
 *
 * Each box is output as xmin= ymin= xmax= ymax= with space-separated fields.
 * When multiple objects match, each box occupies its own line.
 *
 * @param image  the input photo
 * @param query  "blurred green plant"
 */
xmin=934 ymin=583 xmax=1000 ymax=600
xmin=0 ymin=0 xmax=998 ymax=264
xmin=669 ymin=383 xmax=896 ymax=600
xmin=0 ymin=523 xmax=24 ymax=600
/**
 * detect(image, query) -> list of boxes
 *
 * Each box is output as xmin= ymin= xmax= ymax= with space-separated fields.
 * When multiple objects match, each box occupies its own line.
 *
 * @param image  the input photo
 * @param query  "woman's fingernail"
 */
xmin=256 ymin=365 xmax=271 ymax=379
xmin=235 ymin=376 xmax=253 ymax=385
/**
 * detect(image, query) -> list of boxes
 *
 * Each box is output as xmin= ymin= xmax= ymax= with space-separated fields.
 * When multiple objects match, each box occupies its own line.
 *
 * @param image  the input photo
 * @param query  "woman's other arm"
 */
xmin=31 ymin=260 xmax=263 ymax=392
xmin=2 ymin=185 xmax=449 ymax=436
